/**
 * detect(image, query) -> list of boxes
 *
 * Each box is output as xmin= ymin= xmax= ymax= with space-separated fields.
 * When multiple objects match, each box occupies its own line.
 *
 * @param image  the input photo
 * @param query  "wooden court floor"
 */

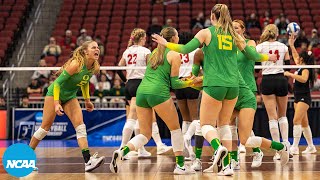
xmin=0 ymin=146 xmax=319 ymax=180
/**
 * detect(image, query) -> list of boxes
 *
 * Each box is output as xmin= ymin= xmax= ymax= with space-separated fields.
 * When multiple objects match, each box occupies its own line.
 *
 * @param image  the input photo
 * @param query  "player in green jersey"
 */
xmin=29 ymin=41 xmax=105 ymax=172
xmin=110 ymin=27 xmax=195 ymax=175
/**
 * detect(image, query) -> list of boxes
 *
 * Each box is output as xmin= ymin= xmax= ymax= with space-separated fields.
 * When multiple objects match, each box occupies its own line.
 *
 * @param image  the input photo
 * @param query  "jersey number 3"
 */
xmin=128 ymin=54 xmax=137 ymax=64
xmin=217 ymin=35 xmax=232 ymax=50
xmin=180 ymin=54 xmax=190 ymax=64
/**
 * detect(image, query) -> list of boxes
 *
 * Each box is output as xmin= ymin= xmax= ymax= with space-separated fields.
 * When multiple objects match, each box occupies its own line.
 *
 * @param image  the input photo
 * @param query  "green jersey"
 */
xmin=137 ymin=48 xmax=171 ymax=98
xmin=47 ymin=65 xmax=92 ymax=103
xmin=202 ymin=26 xmax=238 ymax=87
xmin=237 ymin=39 xmax=257 ymax=92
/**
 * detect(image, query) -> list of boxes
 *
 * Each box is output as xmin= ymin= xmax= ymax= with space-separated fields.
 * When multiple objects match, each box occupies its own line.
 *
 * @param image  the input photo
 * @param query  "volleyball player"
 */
xmin=174 ymin=32 xmax=200 ymax=160
xmin=110 ymin=27 xmax=195 ymax=174
xmin=118 ymin=28 xmax=171 ymax=157
xmin=256 ymin=24 xmax=290 ymax=160
xmin=29 ymin=41 xmax=105 ymax=172
xmin=284 ymin=34 xmax=316 ymax=154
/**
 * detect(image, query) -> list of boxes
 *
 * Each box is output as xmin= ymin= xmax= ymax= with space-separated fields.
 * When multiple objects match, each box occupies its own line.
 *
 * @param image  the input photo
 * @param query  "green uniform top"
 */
xmin=237 ymin=39 xmax=257 ymax=92
xmin=137 ymin=48 xmax=172 ymax=98
xmin=202 ymin=26 xmax=238 ymax=87
xmin=47 ymin=65 xmax=92 ymax=103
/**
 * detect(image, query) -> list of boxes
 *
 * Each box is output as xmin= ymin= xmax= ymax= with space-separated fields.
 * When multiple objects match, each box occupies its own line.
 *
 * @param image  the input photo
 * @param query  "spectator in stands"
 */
xmin=308 ymin=29 xmax=319 ymax=50
xmin=94 ymin=36 xmax=105 ymax=56
xmin=109 ymin=79 xmax=125 ymax=107
xmin=42 ymin=74 xmax=56 ymax=96
xmin=60 ymin=30 xmax=76 ymax=50
xmin=96 ymin=74 xmax=111 ymax=91
xmin=162 ymin=18 xmax=174 ymax=28
xmin=274 ymin=13 xmax=289 ymax=26
xmin=191 ymin=12 xmax=205 ymax=29
xmin=246 ymin=13 xmax=260 ymax=30
xmin=0 ymin=96 xmax=5 ymax=109
xmin=94 ymin=82 xmax=109 ymax=104
xmin=204 ymin=16 xmax=211 ymax=28
xmin=295 ymin=30 xmax=309 ymax=48
xmin=19 ymin=95 xmax=31 ymax=108
xmin=277 ymin=16 xmax=289 ymax=44
xmin=27 ymin=79 xmax=42 ymax=94
xmin=313 ymin=42 xmax=320 ymax=62
xmin=259 ymin=11 xmax=273 ymax=28
xmin=31 ymin=59 xmax=51 ymax=86
xmin=147 ymin=17 xmax=162 ymax=36
xmin=312 ymin=69 xmax=320 ymax=91
xmin=77 ymin=29 xmax=92 ymax=47
xmin=42 ymin=37 xmax=61 ymax=59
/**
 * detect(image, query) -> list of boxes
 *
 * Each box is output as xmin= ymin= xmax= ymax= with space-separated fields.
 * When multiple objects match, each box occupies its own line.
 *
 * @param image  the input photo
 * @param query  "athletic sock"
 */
xmin=279 ymin=117 xmax=289 ymax=142
xmin=121 ymin=146 xmax=130 ymax=156
xmin=152 ymin=122 xmax=163 ymax=147
xmin=230 ymin=151 xmax=238 ymax=162
xmin=176 ymin=156 xmax=184 ymax=167
xmin=302 ymin=126 xmax=314 ymax=146
xmin=223 ymin=152 xmax=231 ymax=167
xmin=252 ymin=147 xmax=261 ymax=153
xmin=270 ymin=141 xmax=284 ymax=151
xmin=182 ymin=121 xmax=191 ymax=135
xmin=210 ymin=138 xmax=221 ymax=151
xmin=293 ymin=125 xmax=302 ymax=147
xmin=82 ymin=148 xmax=91 ymax=163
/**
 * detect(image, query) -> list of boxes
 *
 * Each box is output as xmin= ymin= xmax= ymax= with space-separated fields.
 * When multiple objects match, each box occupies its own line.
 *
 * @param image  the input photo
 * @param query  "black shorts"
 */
xmin=261 ymin=73 xmax=288 ymax=96
xmin=125 ymin=79 xmax=142 ymax=101
xmin=175 ymin=87 xmax=200 ymax=100
xmin=294 ymin=93 xmax=311 ymax=106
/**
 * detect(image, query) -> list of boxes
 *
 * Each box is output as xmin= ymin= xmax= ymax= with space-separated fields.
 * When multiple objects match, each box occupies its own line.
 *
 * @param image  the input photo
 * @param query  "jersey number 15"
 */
xmin=217 ymin=35 xmax=233 ymax=51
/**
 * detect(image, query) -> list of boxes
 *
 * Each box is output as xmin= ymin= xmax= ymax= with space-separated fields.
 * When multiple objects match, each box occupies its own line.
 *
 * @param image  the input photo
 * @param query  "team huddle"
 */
xmin=28 ymin=3 xmax=316 ymax=176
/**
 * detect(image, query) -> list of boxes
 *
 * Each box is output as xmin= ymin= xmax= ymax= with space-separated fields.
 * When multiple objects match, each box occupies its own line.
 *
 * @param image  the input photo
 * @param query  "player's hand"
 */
xmin=268 ymin=53 xmax=278 ymax=63
xmin=191 ymin=76 xmax=203 ymax=87
xmin=54 ymin=103 xmax=64 ymax=116
xmin=85 ymin=100 xmax=94 ymax=112
xmin=284 ymin=71 xmax=292 ymax=77
xmin=151 ymin=34 xmax=168 ymax=46
xmin=288 ymin=34 xmax=296 ymax=47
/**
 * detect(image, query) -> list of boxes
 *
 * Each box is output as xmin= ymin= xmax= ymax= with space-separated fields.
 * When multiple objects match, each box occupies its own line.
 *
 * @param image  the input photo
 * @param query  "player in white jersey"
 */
xmin=174 ymin=32 xmax=201 ymax=164
xmin=256 ymin=24 xmax=290 ymax=160
xmin=118 ymin=28 xmax=171 ymax=157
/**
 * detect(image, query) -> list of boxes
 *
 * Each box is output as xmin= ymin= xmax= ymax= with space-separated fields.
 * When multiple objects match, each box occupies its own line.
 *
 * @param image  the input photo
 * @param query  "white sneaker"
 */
xmin=290 ymin=146 xmax=299 ymax=155
xmin=213 ymin=146 xmax=228 ymax=172
xmin=231 ymin=159 xmax=240 ymax=170
xmin=85 ymin=152 xmax=105 ymax=172
xmin=251 ymin=151 xmax=264 ymax=168
xmin=173 ymin=164 xmax=196 ymax=174
xmin=217 ymin=164 xmax=234 ymax=176
xmin=138 ymin=148 xmax=151 ymax=157
xmin=279 ymin=142 xmax=290 ymax=166
xmin=238 ymin=144 xmax=246 ymax=153
xmin=191 ymin=158 xmax=202 ymax=171
xmin=302 ymin=145 xmax=317 ymax=154
xmin=273 ymin=152 xmax=281 ymax=160
xmin=203 ymin=164 xmax=214 ymax=173
xmin=157 ymin=143 xmax=172 ymax=155
xmin=110 ymin=150 xmax=124 ymax=173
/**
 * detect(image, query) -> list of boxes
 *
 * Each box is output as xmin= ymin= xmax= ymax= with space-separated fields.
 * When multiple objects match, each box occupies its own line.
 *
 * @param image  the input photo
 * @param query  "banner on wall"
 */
xmin=13 ymin=108 xmax=126 ymax=140
xmin=0 ymin=110 xmax=7 ymax=139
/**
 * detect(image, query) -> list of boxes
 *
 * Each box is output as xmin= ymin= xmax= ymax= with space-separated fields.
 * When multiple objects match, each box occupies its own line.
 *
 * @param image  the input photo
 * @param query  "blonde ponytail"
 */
xmin=127 ymin=28 xmax=146 ymax=48
xmin=259 ymin=24 xmax=278 ymax=43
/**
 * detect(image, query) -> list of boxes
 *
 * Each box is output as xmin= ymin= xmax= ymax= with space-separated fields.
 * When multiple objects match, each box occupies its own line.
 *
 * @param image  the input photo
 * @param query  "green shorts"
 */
xmin=136 ymin=94 xmax=170 ymax=108
xmin=203 ymin=86 xmax=239 ymax=101
xmin=234 ymin=87 xmax=257 ymax=111
xmin=46 ymin=84 xmax=77 ymax=104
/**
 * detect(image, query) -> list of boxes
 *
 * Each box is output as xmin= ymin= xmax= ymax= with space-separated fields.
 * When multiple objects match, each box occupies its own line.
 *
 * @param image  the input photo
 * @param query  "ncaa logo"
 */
xmin=2 ymin=143 xmax=36 ymax=177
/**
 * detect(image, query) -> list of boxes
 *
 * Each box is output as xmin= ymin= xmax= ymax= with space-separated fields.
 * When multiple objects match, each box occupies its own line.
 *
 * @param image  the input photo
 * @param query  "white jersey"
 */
xmin=179 ymin=48 xmax=198 ymax=78
xmin=256 ymin=41 xmax=288 ymax=75
xmin=122 ymin=45 xmax=151 ymax=80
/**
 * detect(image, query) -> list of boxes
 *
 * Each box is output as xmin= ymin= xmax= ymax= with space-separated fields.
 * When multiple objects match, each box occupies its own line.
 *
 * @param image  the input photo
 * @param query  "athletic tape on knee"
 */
xmin=269 ymin=120 xmax=278 ymax=129
xmin=75 ymin=124 xmax=87 ymax=139
xmin=135 ymin=120 xmax=140 ymax=129
xmin=129 ymin=134 xmax=149 ymax=150
xmin=244 ymin=136 xmax=262 ymax=147
xmin=170 ymin=129 xmax=184 ymax=152
xmin=195 ymin=120 xmax=202 ymax=136
xmin=124 ymin=119 xmax=136 ymax=131
xmin=218 ymin=125 xmax=232 ymax=140
xmin=229 ymin=125 xmax=238 ymax=141
xmin=33 ymin=127 xmax=48 ymax=140
xmin=293 ymin=125 xmax=302 ymax=138
xmin=201 ymin=125 xmax=216 ymax=138
xmin=278 ymin=117 xmax=288 ymax=125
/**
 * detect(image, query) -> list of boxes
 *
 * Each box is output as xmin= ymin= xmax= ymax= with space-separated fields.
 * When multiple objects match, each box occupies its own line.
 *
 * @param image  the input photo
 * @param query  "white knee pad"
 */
xmin=269 ymin=120 xmax=278 ymax=129
xmin=218 ymin=125 xmax=232 ymax=140
xmin=124 ymin=119 xmax=136 ymax=131
xmin=129 ymin=134 xmax=149 ymax=150
xmin=229 ymin=125 xmax=238 ymax=141
xmin=33 ymin=127 xmax=48 ymax=140
xmin=201 ymin=125 xmax=216 ymax=138
xmin=170 ymin=129 xmax=184 ymax=152
xmin=195 ymin=120 xmax=202 ymax=136
xmin=75 ymin=124 xmax=87 ymax=139
xmin=293 ymin=125 xmax=302 ymax=137
xmin=135 ymin=120 xmax=140 ymax=129
xmin=244 ymin=136 xmax=262 ymax=147
xmin=278 ymin=117 xmax=288 ymax=125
